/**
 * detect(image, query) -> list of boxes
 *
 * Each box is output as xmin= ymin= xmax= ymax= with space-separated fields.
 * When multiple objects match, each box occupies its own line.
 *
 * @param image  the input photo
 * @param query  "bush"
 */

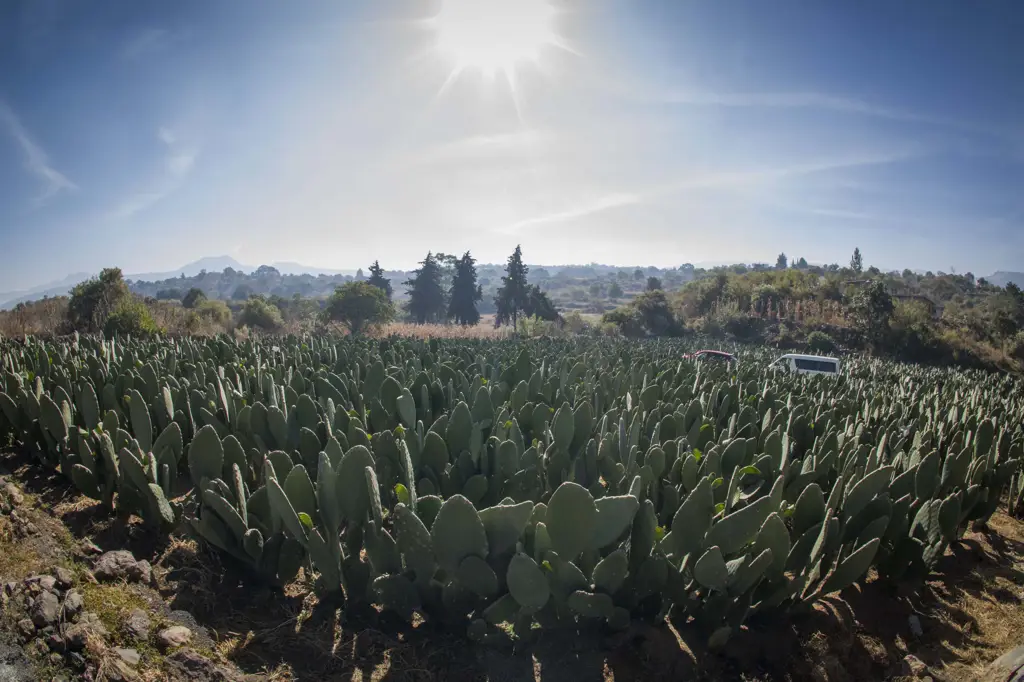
xmin=1009 ymin=332 xmax=1024 ymax=362
xmin=601 ymin=307 xmax=646 ymax=338
xmin=103 ymin=297 xmax=160 ymax=337
xmin=182 ymin=287 xmax=208 ymax=309
xmin=68 ymin=268 xmax=130 ymax=332
xmin=322 ymin=282 xmax=395 ymax=335
xmin=238 ymin=296 xmax=284 ymax=331
xmin=806 ymin=330 xmax=837 ymax=353
xmin=196 ymin=299 xmax=232 ymax=327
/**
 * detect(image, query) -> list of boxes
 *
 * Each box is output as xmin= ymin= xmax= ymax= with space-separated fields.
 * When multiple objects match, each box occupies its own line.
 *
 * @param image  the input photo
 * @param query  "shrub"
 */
xmin=1009 ymin=332 xmax=1024 ymax=362
xmin=68 ymin=268 xmax=130 ymax=332
xmin=601 ymin=307 xmax=646 ymax=338
xmin=196 ymin=299 xmax=232 ymax=327
xmin=322 ymin=282 xmax=395 ymax=335
xmin=103 ymin=297 xmax=160 ymax=337
xmin=238 ymin=296 xmax=284 ymax=331
xmin=806 ymin=330 xmax=837 ymax=353
xmin=182 ymin=287 xmax=208 ymax=309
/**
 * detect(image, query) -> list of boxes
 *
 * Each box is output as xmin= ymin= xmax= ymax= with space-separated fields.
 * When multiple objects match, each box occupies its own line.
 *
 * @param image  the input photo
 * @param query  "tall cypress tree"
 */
xmin=366 ymin=261 xmax=392 ymax=300
xmin=495 ymin=245 xmax=529 ymax=330
xmin=448 ymin=251 xmax=482 ymax=326
xmin=403 ymin=252 xmax=446 ymax=323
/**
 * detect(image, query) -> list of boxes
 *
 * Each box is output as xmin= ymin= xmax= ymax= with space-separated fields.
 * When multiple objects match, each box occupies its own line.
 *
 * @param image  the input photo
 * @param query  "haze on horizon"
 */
xmin=1 ymin=0 xmax=1022 ymax=293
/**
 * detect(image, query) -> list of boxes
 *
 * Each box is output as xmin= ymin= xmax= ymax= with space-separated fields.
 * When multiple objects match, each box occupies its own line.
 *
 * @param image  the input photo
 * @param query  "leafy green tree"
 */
xmin=323 ymin=281 xmax=395 ymax=334
xmin=849 ymin=280 xmax=893 ymax=349
xmin=850 ymin=247 xmax=863 ymax=274
xmin=602 ymin=290 xmax=680 ymax=337
xmin=776 ymin=253 xmax=788 ymax=270
xmin=404 ymin=252 xmax=447 ymax=323
xmin=795 ymin=257 xmax=808 ymax=269
xmin=495 ymin=245 xmax=530 ymax=329
xmin=232 ymin=285 xmax=253 ymax=301
xmin=366 ymin=261 xmax=393 ymax=300
xmin=238 ymin=295 xmax=284 ymax=331
xmin=68 ymin=268 xmax=131 ymax=332
xmin=646 ymin=276 xmax=663 ymax=291
xmin=181 ymin=287 xmax=207 ymax=309
xmin=633 ymin=268 xmax=644 ymax=281
xmin=448 ymin=251 xmax=482 ymax=326
xmin=523 ymin=285 xmax=559 ymax=321
xmin=103 ymin=297 xmax=159 ymax=337
xmin=608 ymin=281 xmax=624 ymax=299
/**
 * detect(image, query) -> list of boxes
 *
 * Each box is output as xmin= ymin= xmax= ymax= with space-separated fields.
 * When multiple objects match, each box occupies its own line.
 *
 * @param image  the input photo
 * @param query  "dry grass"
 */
xmin=377 ymin=317 xmax=513 ymax=340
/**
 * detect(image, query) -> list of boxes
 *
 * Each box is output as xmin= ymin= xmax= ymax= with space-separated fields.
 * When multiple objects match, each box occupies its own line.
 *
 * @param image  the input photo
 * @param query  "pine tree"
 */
xmin=776 ymin=253 xmax=788 ymax=269
xmin=403 ymin=252 xmax=446 ymax=323
xmin=850 ymin=247 xmax=863 ymax=274
xmin=448 ymin=251 xmax=482 ymax=326
xmin=495 ymin=245 xmax=530 ymax=330
xmin=366 ymin=261 xmax=392 ymax=300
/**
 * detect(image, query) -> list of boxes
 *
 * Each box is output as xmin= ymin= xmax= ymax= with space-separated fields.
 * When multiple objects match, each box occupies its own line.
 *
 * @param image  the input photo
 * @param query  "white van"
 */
xmin=769 ymin=353 xmax=840 ymax=376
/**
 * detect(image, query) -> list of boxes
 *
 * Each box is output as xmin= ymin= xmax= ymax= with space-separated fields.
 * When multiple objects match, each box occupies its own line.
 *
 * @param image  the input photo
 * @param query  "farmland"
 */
xmin=1 ymin=333 xmax=1023 ymax=681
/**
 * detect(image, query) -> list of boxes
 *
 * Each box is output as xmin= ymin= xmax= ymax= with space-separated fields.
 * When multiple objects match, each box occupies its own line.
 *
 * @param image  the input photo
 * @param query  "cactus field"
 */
xmin=1 ymin=333 xmax=1023 ymax=666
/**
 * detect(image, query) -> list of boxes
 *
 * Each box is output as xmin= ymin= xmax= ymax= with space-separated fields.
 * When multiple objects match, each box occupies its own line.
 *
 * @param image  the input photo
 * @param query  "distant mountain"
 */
xmin=986 ymin=271 xmax=1024 ymax=288
xmin=125 ymin=256 xmax=253 ymax=283
xmin=270 ymin=262 xmax=354 ymax=277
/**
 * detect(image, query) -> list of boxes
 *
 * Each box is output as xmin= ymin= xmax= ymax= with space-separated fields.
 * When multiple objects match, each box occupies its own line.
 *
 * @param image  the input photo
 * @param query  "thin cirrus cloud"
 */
xmin=0 ymin=99 xmax=77 ymax=206
xmin=106 ymin=126 xmax=199 ymax=221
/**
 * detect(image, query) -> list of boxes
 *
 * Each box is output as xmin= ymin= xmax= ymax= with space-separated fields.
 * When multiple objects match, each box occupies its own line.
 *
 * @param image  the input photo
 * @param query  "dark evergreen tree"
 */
xmin=448 ymin=251 xmax=482 ymax=326
xmin=850 ymin=247 xmax=864 ymax=274
xmin=366 ymin=261 xmax=393 ymax=300
xmin=495 ymin=245 xmax=530 ymax=330
xmin=523 ymin=285 xmax=559 ymax=322
xmin=403 ymin=252 xmax=446 ymax=323
xmin=776 ymin=253 xmax=788 ymax=270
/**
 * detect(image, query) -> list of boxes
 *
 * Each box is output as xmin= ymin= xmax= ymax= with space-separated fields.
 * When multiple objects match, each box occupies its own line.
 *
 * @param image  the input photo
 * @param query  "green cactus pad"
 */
xmin=507 ymin=552 xmax=550 ymax=610
xmin=430 ymin=494 xmax=489 ymax=574
xmin=546 ymin=482 xmax=597 ymax=561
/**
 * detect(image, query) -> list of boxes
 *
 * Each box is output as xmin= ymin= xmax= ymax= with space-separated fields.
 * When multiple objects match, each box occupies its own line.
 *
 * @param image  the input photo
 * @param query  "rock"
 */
xmin=79 ymin=539 xmax=102 ymax=556
xmin=48 ymin=652 xmax=64 ymax=667
xmin=103 ymin=658 xmax=142 ymax=682
xmin=63 ymin=589 xmax=84 ymax=618
xmin=3 ymin=481 xmax=24 ymax=505
xmin=63 ymin=612 xmax=109 ymax=651
xmin=4 ymin=580 xmax=19 ymax=595
xmin=16 ymin=618 xmax=36 ymax=638
xmin=903 ymin=654 xmax=929 ymax=677
xmin=31 ymin=591 xmax=61 ymax=627
xmin=124 ymin=609 xmax=151 ymax=641
xmin=46 ymin=633 xmax=65 ymax=651
xmin=166 ymin=649 xmax=245 ymax=682
xmin=37 ymin=575 xmax=58 ymax=594
xmin=0 ymin=642 xmax=35 ymax=682
xmin=157 ymin=626 xmax=192 ymax=651
xmin=977 ymin=644 xmax=1024 ymax=682
xmin=908 ymin=614 xmax=924 ymax=637
xmin=113 ymin=647 xmax=141 ymax=666
xmin=54 ymin=567 xmax=74 ymax=589
xmin=93 ymin=550 xmax=151 ymax=583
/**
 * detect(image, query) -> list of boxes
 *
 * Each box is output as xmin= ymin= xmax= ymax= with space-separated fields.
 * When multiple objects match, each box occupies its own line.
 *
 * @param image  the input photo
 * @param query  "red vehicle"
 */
xmin=682 ymin=349 xmax=737 ymax=363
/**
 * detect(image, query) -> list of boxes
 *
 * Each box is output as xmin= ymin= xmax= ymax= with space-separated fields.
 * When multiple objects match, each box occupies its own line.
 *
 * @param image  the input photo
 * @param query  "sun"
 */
xmin=431 ymin=0 xmax=563 ymax=78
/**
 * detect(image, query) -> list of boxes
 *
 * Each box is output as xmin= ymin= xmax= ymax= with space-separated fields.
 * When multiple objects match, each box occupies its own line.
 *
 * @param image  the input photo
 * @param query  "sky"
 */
xmin=1 ymin=0 xmax=1023 ymax=293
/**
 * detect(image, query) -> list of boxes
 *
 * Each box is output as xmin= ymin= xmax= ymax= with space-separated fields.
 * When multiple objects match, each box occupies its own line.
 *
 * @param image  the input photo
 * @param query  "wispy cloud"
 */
xmin=494 ymin=192 xmax=641 ymax=234
xmin=0 ymin=100 xmax=77 ymax=206
xmin=651 ymin=89 xmax=1021 ymax=141
xmin=107 ymin=126 xmax=200 ymax=220
xmin=393 ymin=130 xmax=552 ymax=168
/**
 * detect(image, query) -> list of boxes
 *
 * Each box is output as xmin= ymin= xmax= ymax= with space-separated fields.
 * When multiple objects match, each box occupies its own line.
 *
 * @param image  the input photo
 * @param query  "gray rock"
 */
xmin=37 ymin=576 xmax=57 ymax=594
xmin=157 ymin=626 xmax=192 ymax=651
xmin=45 ymin=633 xmax=65 ymax=651
xmin=3 ymin=482 xmax=24 ymax=506
xmin=113 ymin=647 xmax=140 ymax=666
xmin=93 ymin=551 xmax=151 ymax=584
xmin=978 ymin=644 xmax=1024 ymax=682
xmin=54 ymin=567 xmax=74 ymax=589
xmin=31 ymin=591 xmax=61 ymax=627
xmin=0 ymin=642 xmax=35 ymax=682
xmin=165 ymin=649 xmax=245 ymax=682
xmin=124 ymin=609 xmax=151 ymax=641
xmin=908 ymin=614 xmax=924 ymax=637
xmin=16 ymin=618 xmax=35 ymax=638
xmin=63 ymin=612 xmax=109 ymax=651
xmin=63 ymin=590 xmax=84 ymax=619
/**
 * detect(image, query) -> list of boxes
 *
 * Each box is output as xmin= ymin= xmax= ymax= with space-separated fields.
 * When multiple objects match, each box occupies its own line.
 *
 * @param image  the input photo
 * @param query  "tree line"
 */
xmin=324 ymin=245 xmax=558 ymax=334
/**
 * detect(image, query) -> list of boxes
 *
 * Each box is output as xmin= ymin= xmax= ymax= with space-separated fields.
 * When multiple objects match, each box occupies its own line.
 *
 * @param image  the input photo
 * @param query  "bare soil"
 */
xmin=1 ymin=449 xmax=1022 ymax=682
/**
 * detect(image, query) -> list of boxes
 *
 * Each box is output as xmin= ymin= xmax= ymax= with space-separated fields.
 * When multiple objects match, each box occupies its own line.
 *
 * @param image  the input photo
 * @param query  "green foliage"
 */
xmin=182 ymin=287 xmax=208 ymax=309
xmin=776 ymin=253 xmax=788 ymax=270
xmin=1 ymin=332 xmax=1021 ymax=649
xmin=608 ymin=281 xmax=624 ymax=299
xmin=850 ymin=247 xmax=864 ymax=274
xmin=323 ymin=282 xmax=395 ymax=335
xmin=448 ymin=252 xmax=483 ymax=326
xmin=366 ymin=261 xmax=393 ymax=300
xmin=646 ymin=276 xmax=663 ymax=292
xmin=850 ymin=281 xmax=894 ymax=350
xmin=602 ymin=290 xmax=681 ymax=337
xmin=806 ymin=330 xmax=837 ymax=353
xmin=68 ymin=268 xmax=130 ymax=332
xmin=403 ymin=253 xmax=447 ymax=323
xmin=238 ymin=295 xmax=285 ymax=331
xmin=196 ymin=299 xmax=232 ymax=326
xmin=103 ymin=297 xmax=160 ymax=337
xmin=495 ymin=245 xmax=530 ymax=329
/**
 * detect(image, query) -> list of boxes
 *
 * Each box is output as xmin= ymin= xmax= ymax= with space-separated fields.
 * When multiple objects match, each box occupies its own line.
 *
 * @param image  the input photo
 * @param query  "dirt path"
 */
xmin=1 ymin=450 xmax=1022 ymax=681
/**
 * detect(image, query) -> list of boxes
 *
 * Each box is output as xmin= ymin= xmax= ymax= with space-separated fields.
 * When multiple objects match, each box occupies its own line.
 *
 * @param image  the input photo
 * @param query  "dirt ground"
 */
xmin=1 ymin=449 xmax=1022 ymax=682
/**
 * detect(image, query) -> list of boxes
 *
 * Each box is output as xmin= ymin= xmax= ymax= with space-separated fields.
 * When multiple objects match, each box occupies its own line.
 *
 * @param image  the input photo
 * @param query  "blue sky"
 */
xmin=1 ymin=0 xmax=1022 ymax=292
